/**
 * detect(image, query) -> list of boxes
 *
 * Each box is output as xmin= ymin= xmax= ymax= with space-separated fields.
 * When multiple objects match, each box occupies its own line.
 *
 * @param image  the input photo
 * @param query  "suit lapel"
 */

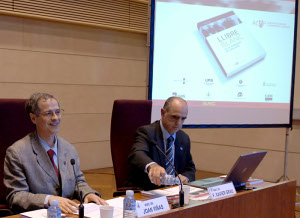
xmin=57 ymin=138 xmax=68 ymax=194
xmin=153 ymin=121 xmax=166 ymax=168
xmin=174 ymin=136 xmax=181 ymax=171
xmin=31 ymin=132 xmax=60 ymax=186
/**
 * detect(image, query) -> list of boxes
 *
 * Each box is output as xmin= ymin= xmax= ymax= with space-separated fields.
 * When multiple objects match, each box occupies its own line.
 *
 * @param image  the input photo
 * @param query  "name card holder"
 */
xmin=136 ymin=196 xmax=170 ymax=217
xmin=207 ymin=182 xmax=236 ymax=200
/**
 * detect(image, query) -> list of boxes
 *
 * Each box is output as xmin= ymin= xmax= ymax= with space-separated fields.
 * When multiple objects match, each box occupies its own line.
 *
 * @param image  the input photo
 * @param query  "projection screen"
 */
xmin=149 ymin=0 xmax=298 ymax=127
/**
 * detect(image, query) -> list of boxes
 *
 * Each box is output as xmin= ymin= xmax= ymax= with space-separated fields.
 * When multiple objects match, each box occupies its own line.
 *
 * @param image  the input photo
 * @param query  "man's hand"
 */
xmin=48 ymin=196 xmax=78 ymax=214
xmin=84 ymin=193 xmax=108 ymax=205
xmin=148 ymin=163 xmax=166 ymax=186
xmin=178 ymin=174 xmax=189 ymax=183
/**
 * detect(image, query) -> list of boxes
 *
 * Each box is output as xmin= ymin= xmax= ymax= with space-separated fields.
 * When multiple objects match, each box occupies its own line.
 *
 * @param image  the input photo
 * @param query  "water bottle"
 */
xmin=47 ymin=199 xmax=61 ymax=218
xmin=161 ymin=175 xmax=180 ymax=185
xmin=123 ymin=190 xmax=136 ymax=217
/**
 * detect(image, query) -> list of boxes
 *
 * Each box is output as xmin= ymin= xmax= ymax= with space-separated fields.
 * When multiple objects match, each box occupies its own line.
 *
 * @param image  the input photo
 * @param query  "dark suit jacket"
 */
xmin=127 ymin=121 xmax=196 ymax=190
xmin=4 ymin=131 xmax=99 ymax=212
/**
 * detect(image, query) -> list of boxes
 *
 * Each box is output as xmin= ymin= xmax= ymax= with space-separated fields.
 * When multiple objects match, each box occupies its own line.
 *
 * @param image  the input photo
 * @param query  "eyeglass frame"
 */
xmin=38 ymin=109 xmax=64 ymax=118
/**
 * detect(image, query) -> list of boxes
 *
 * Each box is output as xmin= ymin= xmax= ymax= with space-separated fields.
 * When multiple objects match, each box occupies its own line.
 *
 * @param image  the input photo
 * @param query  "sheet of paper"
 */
xmin=142 ymin=185 xmax=204 ymax=197
xmin=75 ymin=197 xmax=139 ymax=218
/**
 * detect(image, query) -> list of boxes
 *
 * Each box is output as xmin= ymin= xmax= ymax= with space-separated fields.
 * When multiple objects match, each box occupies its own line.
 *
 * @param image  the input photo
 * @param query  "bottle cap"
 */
xmin=126 ymin=190 xmax=134 ymax=196
xmin=50 ymin=199 xmax=59 ymax=206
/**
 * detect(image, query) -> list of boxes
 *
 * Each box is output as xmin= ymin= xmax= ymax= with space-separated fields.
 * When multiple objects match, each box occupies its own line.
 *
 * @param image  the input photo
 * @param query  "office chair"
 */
xmin=110 ymin=99 xmax=152 ymax=197
xmin=0 ymin=99 xmax=35 ymax=216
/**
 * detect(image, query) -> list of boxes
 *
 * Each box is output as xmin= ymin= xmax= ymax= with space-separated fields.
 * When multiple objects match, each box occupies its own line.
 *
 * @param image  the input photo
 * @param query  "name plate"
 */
xmin=207 ymin=182 xmax=236 ymax=200
xmin=136 ymin=196 xmax=170 ymax=217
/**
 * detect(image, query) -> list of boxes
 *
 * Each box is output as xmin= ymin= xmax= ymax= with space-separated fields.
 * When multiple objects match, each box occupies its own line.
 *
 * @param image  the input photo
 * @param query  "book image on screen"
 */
xmin=197 ymin=11 xmax=266 ymax=78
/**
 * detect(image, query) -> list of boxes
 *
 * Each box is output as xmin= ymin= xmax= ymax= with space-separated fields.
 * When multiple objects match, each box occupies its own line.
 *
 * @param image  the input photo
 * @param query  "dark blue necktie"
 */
xmin=166 ymin=136 xmax=175 ymax=175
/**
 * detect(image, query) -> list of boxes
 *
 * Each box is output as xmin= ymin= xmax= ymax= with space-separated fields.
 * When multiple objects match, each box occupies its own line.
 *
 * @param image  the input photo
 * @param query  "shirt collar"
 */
xmin=160 ymin=120 xmax=176 ymax=143
xmin=38 ymin=134 xmax=58 ymax=155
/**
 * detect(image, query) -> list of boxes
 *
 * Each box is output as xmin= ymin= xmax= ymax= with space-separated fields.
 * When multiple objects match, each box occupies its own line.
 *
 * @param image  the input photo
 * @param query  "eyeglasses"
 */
xmin=40 ymin=109 xmax=64 ymax=118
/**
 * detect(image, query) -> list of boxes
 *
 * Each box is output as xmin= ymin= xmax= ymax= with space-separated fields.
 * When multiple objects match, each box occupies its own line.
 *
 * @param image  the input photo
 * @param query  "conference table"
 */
xmin=4 ymin=180 xmax=296 ymax=218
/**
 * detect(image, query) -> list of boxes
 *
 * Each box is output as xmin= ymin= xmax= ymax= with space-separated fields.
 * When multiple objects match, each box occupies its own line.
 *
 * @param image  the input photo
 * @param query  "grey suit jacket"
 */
xmin=4 ymin=131 xmax=99 ymax=212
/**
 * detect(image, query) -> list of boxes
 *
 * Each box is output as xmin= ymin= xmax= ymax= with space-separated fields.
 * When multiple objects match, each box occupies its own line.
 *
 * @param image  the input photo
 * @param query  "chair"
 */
xmin=110 ymin=99 xmax=152 ymax=197
xmin=0 ymin=99 xmax=35 ymax=216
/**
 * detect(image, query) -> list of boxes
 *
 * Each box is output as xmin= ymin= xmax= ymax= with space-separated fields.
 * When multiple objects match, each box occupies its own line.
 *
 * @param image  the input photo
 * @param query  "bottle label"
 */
xmin=124 ymin=200 xmax=136 ymax=210
xmin=47 ymin=211 xmax=61 ymax=218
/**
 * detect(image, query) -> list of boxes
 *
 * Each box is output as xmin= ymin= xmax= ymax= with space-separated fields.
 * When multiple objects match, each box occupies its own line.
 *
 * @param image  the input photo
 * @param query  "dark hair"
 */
xmin=163 ymin=97 xmax=187 ymax=112
xmin=25 ymin=92 xmax=59 ymax=116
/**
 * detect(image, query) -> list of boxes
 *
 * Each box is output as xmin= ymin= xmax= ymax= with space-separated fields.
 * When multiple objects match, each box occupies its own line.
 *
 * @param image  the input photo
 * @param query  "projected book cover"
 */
xmin=197 ymin=11 xmax=266 ymax=78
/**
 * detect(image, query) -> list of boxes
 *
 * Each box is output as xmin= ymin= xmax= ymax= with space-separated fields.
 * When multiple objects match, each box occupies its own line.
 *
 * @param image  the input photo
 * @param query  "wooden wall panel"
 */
xmin=185 ymin=128 xmax=286 ymax=151
xmin=0 ymin=83 xmax=147 ymax=113
xmin=289 ymin=126 xmax=300 ymax=153
xmin=59 ymin=114 xmax=111 ymax=143
xmin=0 ymin=0 xmax=148 ymax=33
xmin=0 ymin=50 xmax=147 ymax=86
xmin=73 ymin=141 xmax=112 ymax=170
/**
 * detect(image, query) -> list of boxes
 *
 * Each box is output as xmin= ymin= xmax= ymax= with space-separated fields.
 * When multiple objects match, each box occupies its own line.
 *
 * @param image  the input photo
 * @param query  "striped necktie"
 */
xmin=166 ymin=136 xmax=175 ymax=176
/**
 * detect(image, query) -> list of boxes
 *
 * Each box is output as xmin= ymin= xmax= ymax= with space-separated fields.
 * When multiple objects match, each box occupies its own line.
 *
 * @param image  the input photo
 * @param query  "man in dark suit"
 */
xmin=4 ymin=93 xmax=107 ymax=213
xmin=128 ymin=97 xmax=195 ymax=190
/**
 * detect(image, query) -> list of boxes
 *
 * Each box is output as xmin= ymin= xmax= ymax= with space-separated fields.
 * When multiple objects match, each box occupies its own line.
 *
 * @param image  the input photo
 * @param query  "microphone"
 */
xmin=150 ymin=141 xmax=185 ymax=207
xmin=70 ymin=159 xmax=84 ymax=218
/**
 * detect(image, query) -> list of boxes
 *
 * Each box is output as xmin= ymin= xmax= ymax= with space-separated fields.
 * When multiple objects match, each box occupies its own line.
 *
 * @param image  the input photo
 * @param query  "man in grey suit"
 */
xmin=4 ymin=93 xmax=107 ymax=213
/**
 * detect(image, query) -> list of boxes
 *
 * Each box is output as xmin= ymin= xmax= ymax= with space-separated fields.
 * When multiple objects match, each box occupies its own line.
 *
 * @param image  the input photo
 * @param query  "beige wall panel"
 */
xmin=0 ymin=83 xmax=147 ymax=113
xmin=22 ymin=18 xmax=76 ymax=54
xmin=0 ymin=49 xmax=147 ymax=86
xmin=0 ymin=14 xmax=147 ymax=60
xmin=185 ymin=127 xmax=286 ymax=151
xmin=191 ymin=143 xmax=284 ymax=182
xmin=59 ymin=113 xmax=111 ymax=143
xmin=72 ymin=25 xmax=147 ymax=60
xmin=287 ymin=153 xmax=300 ymax=185
xmin=0 ymin=15 xmax=24 ymax=49
xmin=19 ymin=16 xmax=147 ymax=60
xmin=73 ymin=141 xmax=111 ymax=170
xmin=289 ymin=126 xmax=300 ymax=153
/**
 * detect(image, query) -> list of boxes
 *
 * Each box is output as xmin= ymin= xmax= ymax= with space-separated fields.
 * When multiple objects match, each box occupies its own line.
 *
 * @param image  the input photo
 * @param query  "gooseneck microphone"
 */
xmin=150 ymin=141 xmax=185 ymax=207
xmin=70 ymin=159 xmax=84 ymax=218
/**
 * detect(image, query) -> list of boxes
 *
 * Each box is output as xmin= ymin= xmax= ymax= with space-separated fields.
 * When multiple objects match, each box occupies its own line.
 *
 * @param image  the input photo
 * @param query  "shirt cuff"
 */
xmin=44 ymin=195 xmax=52 ymax=208
xmin=145 ymin=162 xmax=156 ymax=173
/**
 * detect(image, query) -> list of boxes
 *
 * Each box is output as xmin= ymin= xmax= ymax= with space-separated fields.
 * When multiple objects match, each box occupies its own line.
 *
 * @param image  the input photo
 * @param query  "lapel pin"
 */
xmin=180 ymin=147 xmax=183 ymax=150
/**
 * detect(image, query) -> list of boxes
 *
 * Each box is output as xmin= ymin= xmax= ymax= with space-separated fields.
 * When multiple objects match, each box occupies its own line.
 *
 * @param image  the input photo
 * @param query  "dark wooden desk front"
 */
xmin=5 ymin=180 xmax=296 ymax=218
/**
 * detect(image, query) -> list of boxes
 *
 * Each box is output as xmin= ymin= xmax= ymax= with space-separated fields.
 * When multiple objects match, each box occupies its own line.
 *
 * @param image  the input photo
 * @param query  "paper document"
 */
xmin=141 ymin=185 xmax=204 ymax=197
xmin=75 ymin=197 xmax=141 ymax=218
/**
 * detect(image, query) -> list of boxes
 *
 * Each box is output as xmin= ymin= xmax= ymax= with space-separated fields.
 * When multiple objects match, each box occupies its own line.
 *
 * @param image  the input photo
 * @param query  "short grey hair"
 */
xmin=25 ymin=92 xmax=59 ymax=116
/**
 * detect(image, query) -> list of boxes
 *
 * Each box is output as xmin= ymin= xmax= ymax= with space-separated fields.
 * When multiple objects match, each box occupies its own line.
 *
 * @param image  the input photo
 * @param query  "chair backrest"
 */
xmin=0 ymin=99 xmax=35 ymax=205
xmin=110 ymin=100 xmax=152 ymax=190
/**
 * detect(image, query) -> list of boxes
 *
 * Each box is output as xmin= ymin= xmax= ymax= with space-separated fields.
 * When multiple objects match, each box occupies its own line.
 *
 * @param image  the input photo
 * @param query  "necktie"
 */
xmin=47 ymin=149 xmax=60 ymax=179
xmin=166 ymin=136 xmax=175 ymax=176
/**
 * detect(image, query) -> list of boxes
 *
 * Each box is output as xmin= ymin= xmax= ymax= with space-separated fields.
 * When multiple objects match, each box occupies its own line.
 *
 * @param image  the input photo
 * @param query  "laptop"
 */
xmin=189 ymin=151 xmax=267 ymax=189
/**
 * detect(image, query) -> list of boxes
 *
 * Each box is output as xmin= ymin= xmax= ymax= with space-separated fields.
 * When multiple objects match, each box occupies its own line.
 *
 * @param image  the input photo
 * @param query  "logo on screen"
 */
xmin=253 ymin=20 xmax=265 ymax=28
xmin=265 ymin=94 xmax=273 ymax=101
xmin=205 ymin=78 xmax=214 ymax=85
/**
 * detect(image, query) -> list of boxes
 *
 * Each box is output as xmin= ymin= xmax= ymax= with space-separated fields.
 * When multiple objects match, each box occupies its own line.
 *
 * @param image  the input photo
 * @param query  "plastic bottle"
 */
xmin=123 ymin=190 xmax=136 ymax=217
xmin=47 ymin=199 xmax=61 ymax=218
xmin=161 ymin=175 xmax=180 ymax=185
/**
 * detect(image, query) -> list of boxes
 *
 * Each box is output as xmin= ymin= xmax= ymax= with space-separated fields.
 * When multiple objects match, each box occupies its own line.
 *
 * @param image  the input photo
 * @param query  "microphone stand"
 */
xmin=151 ymin=141 xmax=185 ymax=207
xmin=70 ymin=159 xmax=84 ymax=218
